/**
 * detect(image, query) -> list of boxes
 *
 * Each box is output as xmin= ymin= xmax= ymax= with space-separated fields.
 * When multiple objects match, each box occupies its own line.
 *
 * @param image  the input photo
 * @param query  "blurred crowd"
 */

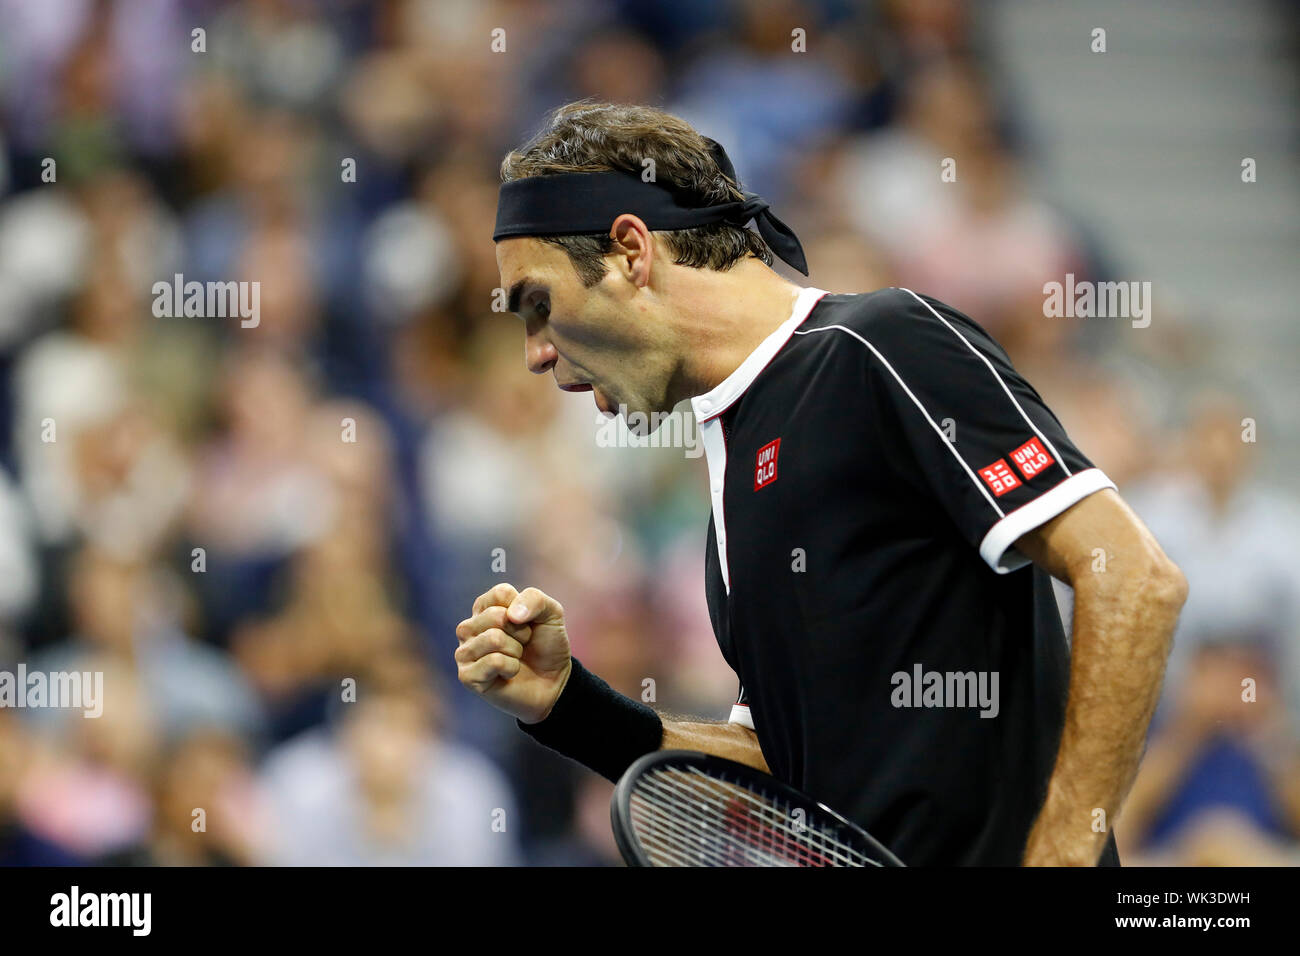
xmin=0 ymin=0 xmax=1297 ymax=866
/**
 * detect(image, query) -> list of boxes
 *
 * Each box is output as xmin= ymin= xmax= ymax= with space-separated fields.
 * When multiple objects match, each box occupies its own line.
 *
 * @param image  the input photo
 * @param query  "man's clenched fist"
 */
xmin=454 ymin=583 xmax=573 ymax=725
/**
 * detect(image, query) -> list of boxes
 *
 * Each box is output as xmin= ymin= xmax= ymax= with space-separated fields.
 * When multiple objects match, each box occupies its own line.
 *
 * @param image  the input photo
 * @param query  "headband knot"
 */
xmin=728 ymin=192 xmax=769 ymax=225
xmin=718 ymin=191 xmax=807 ymax=275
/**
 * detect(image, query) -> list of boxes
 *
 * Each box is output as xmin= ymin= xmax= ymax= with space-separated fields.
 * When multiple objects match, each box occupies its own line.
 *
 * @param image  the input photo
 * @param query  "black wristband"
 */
xmin=516 ymin=656 xmax=664 ymax=783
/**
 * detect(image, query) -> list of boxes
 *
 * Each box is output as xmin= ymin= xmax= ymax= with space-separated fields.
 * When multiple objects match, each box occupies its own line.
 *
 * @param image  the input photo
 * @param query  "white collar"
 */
xmin=689 ymin=286 xmax=828 ymax=424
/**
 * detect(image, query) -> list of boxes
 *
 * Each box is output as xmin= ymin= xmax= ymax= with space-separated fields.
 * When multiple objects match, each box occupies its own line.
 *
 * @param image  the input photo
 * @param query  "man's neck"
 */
xmin=666 ymin=259 xmax=805 ymax=405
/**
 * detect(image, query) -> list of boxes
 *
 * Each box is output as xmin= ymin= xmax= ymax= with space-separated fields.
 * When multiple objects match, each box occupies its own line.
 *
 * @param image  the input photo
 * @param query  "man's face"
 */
xmin=495 ymin=236 xmax=672 ymax=423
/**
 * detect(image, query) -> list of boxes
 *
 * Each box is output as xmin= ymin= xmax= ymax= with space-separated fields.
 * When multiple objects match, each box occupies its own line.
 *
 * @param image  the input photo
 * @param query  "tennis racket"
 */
xmin=611 ymin=749 xmax=905 ymax=867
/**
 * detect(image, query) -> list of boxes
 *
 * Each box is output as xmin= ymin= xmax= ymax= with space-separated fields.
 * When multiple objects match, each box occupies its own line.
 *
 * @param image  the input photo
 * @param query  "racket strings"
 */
xmin=630 ymin=793 xmax=775 ymax=866
xmin=632 ymin=775 xmax=803 ymax=867
xmin=676 ymin=770 xmax=848 ymax=867
xmin=633 ymin=770 xmax=850 ymax=866
xmin=667 ymin=765 xmax=879 ymax=867
xmin=628 ymin=765 xmax=882 ymax=867
xmin=668 ymin=769 xmax=867 ymax=867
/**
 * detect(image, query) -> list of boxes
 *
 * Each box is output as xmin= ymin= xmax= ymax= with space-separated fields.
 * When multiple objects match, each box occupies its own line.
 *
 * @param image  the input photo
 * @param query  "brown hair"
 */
xmin=499 ymin=100 xmax=773 ymax=286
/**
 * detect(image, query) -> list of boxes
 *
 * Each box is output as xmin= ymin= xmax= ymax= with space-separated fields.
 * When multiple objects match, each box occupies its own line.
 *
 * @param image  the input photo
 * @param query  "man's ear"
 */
xmin=609 ymin=214 xmax=654 ymax=287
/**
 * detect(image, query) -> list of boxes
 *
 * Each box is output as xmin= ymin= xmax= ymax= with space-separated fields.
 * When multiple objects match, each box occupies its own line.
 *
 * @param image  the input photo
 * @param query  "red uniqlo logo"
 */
xmin=754 ymin=438 xmax=781 ymax=490
xmin=1010 ymin=437 xmax=1055 ymax=480
xmin=979 ymin=459 xmax=1020 ymax=497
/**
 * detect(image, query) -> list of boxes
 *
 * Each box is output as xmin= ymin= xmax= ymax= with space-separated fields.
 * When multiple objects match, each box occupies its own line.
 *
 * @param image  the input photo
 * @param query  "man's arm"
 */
xmin=1012 ymin=487 xmax=1188 ymax=866
xmin=457 ymin=583 xmax=771 ymax=782
xmin=661 ymin=719 xmax=769 ymax=773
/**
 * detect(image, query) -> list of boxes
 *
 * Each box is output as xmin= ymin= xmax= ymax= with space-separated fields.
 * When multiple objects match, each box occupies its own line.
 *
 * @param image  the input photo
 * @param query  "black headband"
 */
xmin=492 ymin=137 xmax=809 ymax=275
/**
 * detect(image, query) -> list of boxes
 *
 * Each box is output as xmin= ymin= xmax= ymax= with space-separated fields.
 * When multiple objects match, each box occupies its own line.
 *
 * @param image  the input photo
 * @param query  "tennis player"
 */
xmin=456 ymin=101 xmax=1188 ymax=866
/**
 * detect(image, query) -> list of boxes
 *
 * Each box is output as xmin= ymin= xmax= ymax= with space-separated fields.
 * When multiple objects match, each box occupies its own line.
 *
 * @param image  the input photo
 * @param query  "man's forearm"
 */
xmin=661 ymin=719 xmax=769 ymax=773
xmin=1023 ymin=559 xmax=1187 ymax=865
xmin=517 ymin=656 xmax=770 ymax=781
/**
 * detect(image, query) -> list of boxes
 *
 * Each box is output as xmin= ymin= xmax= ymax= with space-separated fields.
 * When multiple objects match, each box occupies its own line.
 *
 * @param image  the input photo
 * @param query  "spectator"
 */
xmin=1116 ymin=641 xmax=1300 ymax=865
xmin=260 ymin=655 xmax=521 ymax=866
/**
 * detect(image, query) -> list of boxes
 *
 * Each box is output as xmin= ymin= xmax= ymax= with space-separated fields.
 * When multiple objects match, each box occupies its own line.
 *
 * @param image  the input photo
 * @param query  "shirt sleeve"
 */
xmin=727 ymin=682 xmax=754 ymax=729
xmin=859 ymin=288 xmax=1116 ymax=573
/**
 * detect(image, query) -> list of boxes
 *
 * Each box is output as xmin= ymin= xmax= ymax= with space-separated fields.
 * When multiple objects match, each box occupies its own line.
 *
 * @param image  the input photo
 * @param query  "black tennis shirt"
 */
xmin=696 ymin=286 xmax=1121 ymax=866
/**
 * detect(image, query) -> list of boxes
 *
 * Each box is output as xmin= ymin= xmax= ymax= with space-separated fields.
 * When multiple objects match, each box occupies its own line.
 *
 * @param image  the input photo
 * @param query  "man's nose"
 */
xmin=524 ymin=329 xmax=558 ymax=375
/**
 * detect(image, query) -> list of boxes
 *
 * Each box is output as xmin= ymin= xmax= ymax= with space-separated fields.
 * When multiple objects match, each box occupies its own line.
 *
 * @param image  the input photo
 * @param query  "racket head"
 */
xmin=611 ymin=749 xmax=904 ymax=867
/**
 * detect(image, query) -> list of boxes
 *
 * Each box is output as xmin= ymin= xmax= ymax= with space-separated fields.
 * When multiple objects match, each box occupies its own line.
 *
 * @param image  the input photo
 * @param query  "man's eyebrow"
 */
xmin=507 ymin=278 xmax=544 ymax=315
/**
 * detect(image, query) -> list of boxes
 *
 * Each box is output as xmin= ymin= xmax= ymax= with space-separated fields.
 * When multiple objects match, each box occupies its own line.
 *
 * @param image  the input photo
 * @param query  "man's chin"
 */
xmin=591 ymin=394 xmax=678 ymax=436
xmin=595 ymin=399 xmax=651 ymax=432
xmin=623 ymin=406 xmax=671 ymax=438
xmin=593 ymin=386 xmax=617 ymax=419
